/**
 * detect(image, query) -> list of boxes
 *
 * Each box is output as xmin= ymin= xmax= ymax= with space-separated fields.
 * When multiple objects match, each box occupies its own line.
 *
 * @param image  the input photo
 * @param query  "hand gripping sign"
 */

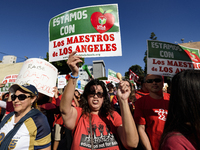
xmin=15 ymin=58 xmax=58 ymax=97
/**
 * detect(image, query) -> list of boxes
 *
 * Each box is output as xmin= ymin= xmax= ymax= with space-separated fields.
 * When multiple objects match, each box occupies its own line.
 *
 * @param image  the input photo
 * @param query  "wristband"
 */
xmin=70 ymin=73 xmax=79 ymax=79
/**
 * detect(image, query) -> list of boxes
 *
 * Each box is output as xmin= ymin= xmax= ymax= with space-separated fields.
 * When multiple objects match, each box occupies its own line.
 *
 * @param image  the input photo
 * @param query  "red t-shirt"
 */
xmin=71 ymin=107 xmax=122 ymax=150
xmin=135 ymin=90 xmax=149 ymax=100
xmin=134 ymin=93 xmax=170 ymax=150
xmin=161 ymin=132 xmax=197 ymax=150
xmin=52 ymin=95 xmax=63 ymax=126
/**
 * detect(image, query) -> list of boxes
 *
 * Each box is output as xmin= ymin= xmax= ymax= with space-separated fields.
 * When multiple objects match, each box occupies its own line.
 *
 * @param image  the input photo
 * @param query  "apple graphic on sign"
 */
xmin=91 ymin=8 xmax=115 ymax=33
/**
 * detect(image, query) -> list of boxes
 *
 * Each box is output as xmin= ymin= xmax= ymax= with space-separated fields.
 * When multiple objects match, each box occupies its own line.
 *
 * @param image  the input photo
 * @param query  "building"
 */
xmin=179 ymin=41 xmax=200 ymax=52
xmin=0 ymin=62 xmax=23 ymax=82
xmin=78 ymin=60 xmax=106 ymax=81
xmin=93 ymin=60 xmax=106 ymax=79
xmin=1 ymin=55 xmax=17 ymax=64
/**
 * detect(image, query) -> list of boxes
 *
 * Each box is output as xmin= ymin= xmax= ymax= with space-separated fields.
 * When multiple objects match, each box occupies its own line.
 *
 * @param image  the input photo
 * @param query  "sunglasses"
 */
xmin=11 ymin=94 xmax=32 ymax=101
xmin=145 ymin=78 xmax=162 ymax=83
xmin=89 ymin=91 xmax=104 ymax=98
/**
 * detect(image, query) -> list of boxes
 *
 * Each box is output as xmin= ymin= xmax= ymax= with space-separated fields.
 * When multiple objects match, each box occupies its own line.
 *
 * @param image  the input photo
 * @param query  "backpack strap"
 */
xmin=0 ymin=109 xmax=40 ymax=150
xmin=0 ymin=111 xmax=15 ymax=129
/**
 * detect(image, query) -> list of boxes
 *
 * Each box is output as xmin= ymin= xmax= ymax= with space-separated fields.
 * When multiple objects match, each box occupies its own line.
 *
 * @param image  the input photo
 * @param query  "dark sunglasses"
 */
xmin=89 ymin=91 xmax=104 ymax=98
xmin=145 ymin=78 xmax=162 ymax=83
xmin=11 ymin=94 xmax=32 ymax=101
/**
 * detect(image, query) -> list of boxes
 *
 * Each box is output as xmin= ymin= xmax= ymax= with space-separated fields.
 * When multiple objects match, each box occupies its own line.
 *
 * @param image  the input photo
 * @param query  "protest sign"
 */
xmin=0 ymin=74 xmax=18 ymax=93
xmin=49 ymin=4 xmax=121 ymax=62
xmin=108 ymin=69 xmax=120 ymax=83
xmin=147 ymin=40 xmax=200 ymax=76
xmin=57 ymin=75 xmax=67 ymax=89
xmin=15 ymin=58 xmax=58 ymax=97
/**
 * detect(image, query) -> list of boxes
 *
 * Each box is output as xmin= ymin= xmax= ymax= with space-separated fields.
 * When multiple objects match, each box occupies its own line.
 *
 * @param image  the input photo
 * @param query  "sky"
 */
xmin=0 ymin=0 xmax=200 ymax=77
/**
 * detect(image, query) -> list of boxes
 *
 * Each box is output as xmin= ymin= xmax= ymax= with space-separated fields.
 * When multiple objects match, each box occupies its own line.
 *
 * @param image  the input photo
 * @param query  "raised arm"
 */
xmin=60 ymin=51 xmax=82 ymax=130
xmin=117 ymin=80 xmax=139 ymax=149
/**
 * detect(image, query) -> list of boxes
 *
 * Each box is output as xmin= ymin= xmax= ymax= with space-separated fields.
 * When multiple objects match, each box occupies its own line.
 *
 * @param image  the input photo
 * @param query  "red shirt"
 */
xmin=135 ymin=89 xmax=149 ymax=100
xmin=134 ymin=93 xmax=170 ymax=150
xmin=71 ymin=107 xmax=122 ymax=150
xmin=161 ymin=132 xmax=197 ymax=150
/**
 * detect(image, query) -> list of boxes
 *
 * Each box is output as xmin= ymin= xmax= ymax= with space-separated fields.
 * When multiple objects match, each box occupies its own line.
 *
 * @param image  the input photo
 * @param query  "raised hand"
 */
xmin=67 ymin=51 xmax=82 ymax=75
xmin=117 ymin=81 xmax=131 ymax=102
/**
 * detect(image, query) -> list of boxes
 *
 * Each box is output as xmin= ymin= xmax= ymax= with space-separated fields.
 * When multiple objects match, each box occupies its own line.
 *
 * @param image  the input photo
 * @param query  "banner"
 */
xmin=0 ymin=74 xmax=18 ymax=93
xmin=129 ymin=69 xmax=139 ymax=82
xmin=15 ymin=58 xmax=58 ymax=97
xmin=49 ymin=4 xmax=122 ymax=62
xmin=147 ymin=40 xmax=200 ymax=76
xmin=108 ymin=69 xmax=120 ymax=83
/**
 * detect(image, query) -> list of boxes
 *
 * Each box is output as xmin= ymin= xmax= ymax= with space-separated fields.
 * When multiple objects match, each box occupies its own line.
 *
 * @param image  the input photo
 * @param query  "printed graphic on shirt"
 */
xmin=154 ymin=109 xmax=168 ymax=121
xmin=80 ymin=123 xmax=118 ymax=149
xmin=0 ymin=132 xmax=19 ymax=149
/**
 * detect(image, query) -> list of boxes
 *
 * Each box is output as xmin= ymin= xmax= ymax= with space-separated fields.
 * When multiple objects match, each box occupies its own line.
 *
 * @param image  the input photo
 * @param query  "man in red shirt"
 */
xmin=134 ymin=74 xmax=170 ymax=150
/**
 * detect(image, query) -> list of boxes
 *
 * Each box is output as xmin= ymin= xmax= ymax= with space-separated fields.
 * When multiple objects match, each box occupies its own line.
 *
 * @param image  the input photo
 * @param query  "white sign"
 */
xmin=147 ymin=40 xmax=200 ymax=76
xmin=57 ymin=75 xmax=67 ymax=89
xmin=49 ymin=4 xmax=122 ymax=62
xmin=0 ymin=74 xmax=18 ymax=93
xmin=15 ymin=58 xmax=58 ymax=97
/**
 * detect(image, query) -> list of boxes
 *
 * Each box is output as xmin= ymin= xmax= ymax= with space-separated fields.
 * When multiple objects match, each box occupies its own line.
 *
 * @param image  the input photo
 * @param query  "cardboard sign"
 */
xmin=147 ymin=40 xmax=200 ymax=76
xmin=0 ymin=74 xmax=18 ymax=93
xmin=49 ymin=4 xmax=122 ymax=62
xmin=108 ymin=69 xmax=120 ymax=83
xmin=57 ymin=75 xmax=67 ymax=89
xmin=15 ymin=58 xmax=58 ymax=97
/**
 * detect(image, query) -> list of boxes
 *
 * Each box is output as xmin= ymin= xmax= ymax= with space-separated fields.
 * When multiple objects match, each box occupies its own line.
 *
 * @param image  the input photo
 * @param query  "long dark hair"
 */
xmin=159 ymin=69 xmax=200 ymax=149
xmin=79 ymin=79 xmax=113 ymax=117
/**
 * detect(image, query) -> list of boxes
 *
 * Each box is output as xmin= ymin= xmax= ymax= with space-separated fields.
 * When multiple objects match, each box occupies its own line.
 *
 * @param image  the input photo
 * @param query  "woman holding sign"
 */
xmin=0 ymin=83 xmax=51 ymax=150
xmin=60 ymin=51 xmax=138 ymax=150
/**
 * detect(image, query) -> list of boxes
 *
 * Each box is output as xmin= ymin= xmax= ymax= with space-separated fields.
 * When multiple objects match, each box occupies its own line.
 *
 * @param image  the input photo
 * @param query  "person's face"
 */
xmin=124 ymin=81 xmax=131 ymax=93
xmin=12 ymin=90 xmax=35 ymax=115
xmin=107 ymin=84 xmax=113 ymax=91
xmin=74 ymin=90 xmax=81 ymax=101
xmin=87 ymin=85 xmax=104 ymax=114
xmin=145 ymin=75 xmax=163 ymax=93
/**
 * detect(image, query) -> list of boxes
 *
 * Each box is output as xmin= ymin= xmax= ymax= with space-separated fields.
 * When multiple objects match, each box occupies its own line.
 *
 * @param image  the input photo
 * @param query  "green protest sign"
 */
xmin=49 ymin=4 xmax=122 ymax=62
xmin=0 ymin=74 xmax=18 ymax=93
xmin=147 ymin=40 xmax=200 ymax=76
xmin=108 ymin=69 xmax=120 ymax=83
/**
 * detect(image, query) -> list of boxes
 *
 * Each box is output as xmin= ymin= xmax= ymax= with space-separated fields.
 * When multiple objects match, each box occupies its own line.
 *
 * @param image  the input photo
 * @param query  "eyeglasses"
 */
xmin=11 ymin=94 xmax=32 ymax=101
xmin=145 ymin=78 xmax=162 ymax=83
xmin=89 ymin=91 xmax=104 ymax=98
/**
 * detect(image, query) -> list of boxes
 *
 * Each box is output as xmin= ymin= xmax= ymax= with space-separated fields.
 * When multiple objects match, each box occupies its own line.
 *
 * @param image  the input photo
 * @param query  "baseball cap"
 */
xmin=9 ymin=83 xmax=38 ymax=96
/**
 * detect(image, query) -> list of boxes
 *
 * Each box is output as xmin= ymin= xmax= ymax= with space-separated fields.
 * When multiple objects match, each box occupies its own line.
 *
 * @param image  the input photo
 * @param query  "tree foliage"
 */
xmin=150 ymin=32 xmax=157 ymax=40
xmin=144 ymin=32 xmax=157 ymax=74
xmin=124 ymin=65 xmax=144 ymax=79
xmin=44 ymin=52 xmax=85 ymax=75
